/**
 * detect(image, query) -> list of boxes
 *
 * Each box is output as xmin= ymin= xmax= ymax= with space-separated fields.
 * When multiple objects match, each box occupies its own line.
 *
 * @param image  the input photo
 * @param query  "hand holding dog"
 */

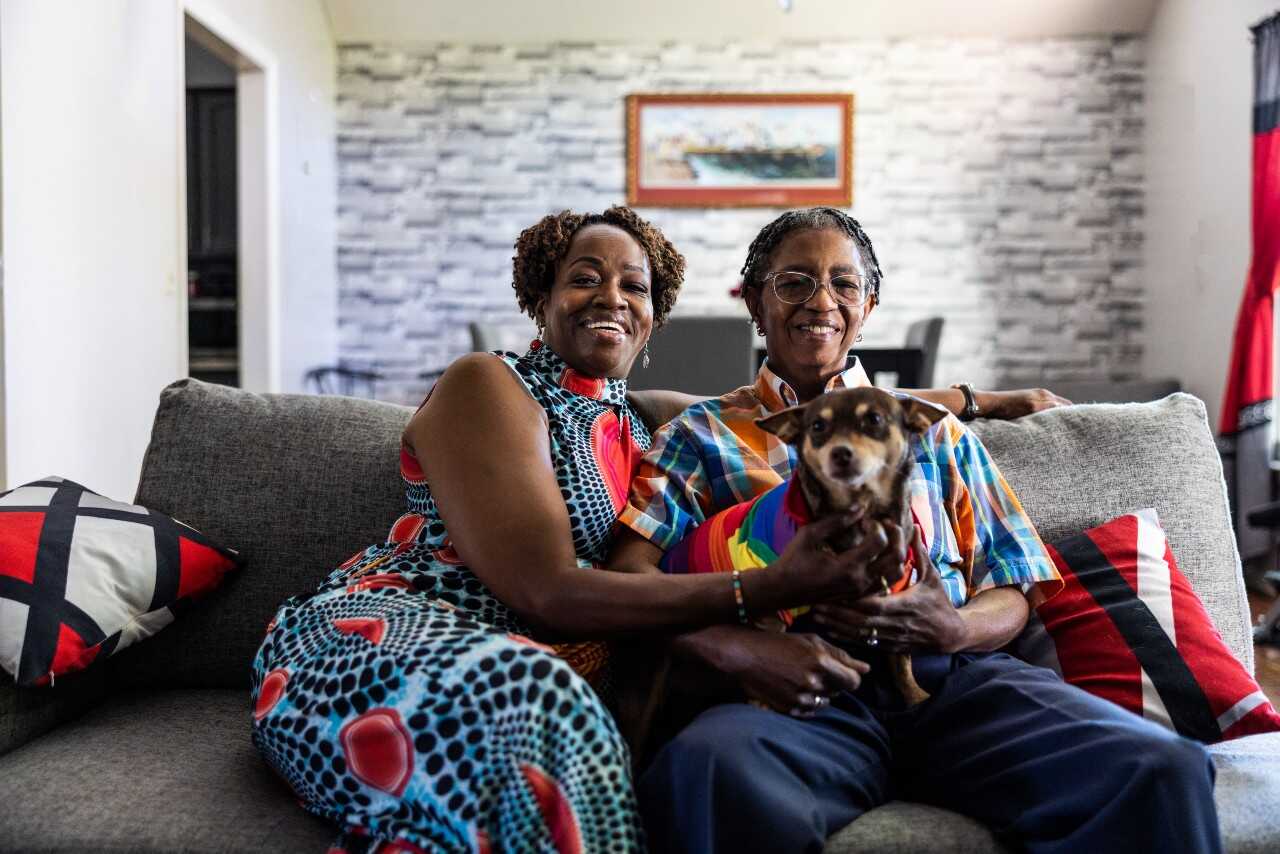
xmin=812 ymin=526 xmax=968 ymax=654
xmin=767 ymin=510 xmax=896 ymax=606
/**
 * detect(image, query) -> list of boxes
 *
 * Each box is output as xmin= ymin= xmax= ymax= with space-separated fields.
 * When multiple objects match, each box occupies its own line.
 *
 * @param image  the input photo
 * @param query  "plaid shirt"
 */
xmin=617 ymin=360 xmax=1062 ymax=608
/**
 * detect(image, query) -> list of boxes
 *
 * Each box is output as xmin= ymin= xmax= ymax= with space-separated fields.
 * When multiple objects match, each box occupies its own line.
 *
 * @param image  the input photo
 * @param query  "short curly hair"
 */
xmin=739 ymin=207 xmax=883 ymax=305
xmin=512 ymin=206 xmax=686 ymax=330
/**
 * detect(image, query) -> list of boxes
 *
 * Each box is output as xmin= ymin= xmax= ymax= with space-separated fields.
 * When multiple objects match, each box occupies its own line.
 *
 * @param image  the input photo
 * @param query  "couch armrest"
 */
xmin=628 ymin=390 xmax=706 ymax=432
xmin=0 ymin=668 xmax=111 ymax=758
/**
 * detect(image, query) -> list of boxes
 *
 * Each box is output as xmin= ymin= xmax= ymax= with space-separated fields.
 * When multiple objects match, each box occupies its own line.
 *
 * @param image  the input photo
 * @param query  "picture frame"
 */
xmin=625 ymin=93 xmax=854 ymax=208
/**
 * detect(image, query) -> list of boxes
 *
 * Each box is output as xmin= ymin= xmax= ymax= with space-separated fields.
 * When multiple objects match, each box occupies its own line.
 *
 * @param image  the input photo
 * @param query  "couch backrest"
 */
xmin=971 ymin=393 xmax=1252 ymax=672
xmin=113 ymin=380 xmax=413 ymax=689
xmin=116 ymin=382 xmax=1252 ymax=689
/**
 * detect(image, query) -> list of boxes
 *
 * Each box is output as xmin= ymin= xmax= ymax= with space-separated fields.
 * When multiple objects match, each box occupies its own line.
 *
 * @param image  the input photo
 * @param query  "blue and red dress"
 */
xmin=250 ymin=344 xmax=649 ymax=853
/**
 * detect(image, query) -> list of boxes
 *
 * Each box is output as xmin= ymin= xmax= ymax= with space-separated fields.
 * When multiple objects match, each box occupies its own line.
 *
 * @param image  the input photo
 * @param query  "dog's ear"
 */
xmin=899 ymin=397 xmax=949 ymax=434
xmin=755 ymin=406 xmax=806 ymax=444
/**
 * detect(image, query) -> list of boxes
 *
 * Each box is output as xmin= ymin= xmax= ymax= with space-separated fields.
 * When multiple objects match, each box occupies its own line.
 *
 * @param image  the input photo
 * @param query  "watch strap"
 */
xmin=951 ymin=383 xmax=980 ymax=420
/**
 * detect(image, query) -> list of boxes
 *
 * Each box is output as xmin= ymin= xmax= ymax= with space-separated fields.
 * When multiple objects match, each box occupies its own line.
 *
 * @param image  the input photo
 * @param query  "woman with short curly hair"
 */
xmin=249 ymin=206 xmax=888 ymax=853
xmin=512 ymin=206 xmax=686 ymax=337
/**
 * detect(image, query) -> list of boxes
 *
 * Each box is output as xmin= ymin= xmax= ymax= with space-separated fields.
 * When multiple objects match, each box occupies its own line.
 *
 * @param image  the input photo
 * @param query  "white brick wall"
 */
xmin=337 ymin=36 xmax=1143 ymax=404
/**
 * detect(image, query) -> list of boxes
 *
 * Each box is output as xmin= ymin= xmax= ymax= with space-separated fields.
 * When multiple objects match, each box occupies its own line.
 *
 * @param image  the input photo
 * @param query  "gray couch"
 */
xmin=2 ymin=380 xmax=1278 ymax=853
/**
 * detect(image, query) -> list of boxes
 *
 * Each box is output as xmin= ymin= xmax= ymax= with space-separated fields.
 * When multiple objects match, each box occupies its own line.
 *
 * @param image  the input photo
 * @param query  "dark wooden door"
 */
xmin=186 ymin=89 xmax=237 ymax=257
xmin=186 ymin=87 xmax=240 ymax=387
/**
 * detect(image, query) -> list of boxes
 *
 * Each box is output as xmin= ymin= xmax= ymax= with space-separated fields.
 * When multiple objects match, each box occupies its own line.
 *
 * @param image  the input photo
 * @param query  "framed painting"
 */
xmin=625 ymin=93 xmax=854 ymax=208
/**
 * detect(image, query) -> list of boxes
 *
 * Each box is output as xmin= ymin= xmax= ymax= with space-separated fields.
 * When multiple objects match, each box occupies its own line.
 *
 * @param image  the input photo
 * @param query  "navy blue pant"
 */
xmin=637 ymin=652 xmax=1221 ymax=854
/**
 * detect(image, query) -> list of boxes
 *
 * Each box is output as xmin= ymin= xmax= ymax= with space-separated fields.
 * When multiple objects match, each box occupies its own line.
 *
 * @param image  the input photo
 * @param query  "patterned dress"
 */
xmin=250 ymin=344 xmax=651 ymax=854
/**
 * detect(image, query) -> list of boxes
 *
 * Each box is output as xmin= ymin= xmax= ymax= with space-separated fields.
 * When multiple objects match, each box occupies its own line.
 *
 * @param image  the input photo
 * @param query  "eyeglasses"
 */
xmin=763 ymin=271 xmax=870 ymax=306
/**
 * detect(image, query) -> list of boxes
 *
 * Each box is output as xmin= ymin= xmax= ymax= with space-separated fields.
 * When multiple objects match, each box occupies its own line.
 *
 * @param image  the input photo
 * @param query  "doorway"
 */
xmin=182 ymin=9 xmax=279 ymax=392
xmin=185 ymin=34 xmax=239 ymax=386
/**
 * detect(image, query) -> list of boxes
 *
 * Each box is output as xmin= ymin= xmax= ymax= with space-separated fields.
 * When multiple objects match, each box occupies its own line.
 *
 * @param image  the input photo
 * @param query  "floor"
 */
xmin=1248 ymin=590 xmax=1280 ymax=707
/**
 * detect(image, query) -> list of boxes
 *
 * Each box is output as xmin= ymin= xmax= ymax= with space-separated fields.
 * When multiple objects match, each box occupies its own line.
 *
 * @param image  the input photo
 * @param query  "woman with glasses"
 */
xmin=610 ymin=208 xmax=1221 ymax=854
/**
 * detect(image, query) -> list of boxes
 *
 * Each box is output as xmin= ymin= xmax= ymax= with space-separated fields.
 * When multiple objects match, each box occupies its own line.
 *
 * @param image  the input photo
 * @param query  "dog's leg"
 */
xmin=889 ymin=653 xmax=930 ymax=706
xmin=876 ymin=577 xmax=930 ymax=706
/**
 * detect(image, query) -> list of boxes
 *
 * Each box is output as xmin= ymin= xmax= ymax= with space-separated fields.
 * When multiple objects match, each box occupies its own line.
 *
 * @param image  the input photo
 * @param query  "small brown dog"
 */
xmin=757 ymin=386 xmax=947 ymax=706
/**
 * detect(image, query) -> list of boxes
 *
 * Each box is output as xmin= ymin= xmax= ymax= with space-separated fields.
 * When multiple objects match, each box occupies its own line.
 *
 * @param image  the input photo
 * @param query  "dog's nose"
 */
xmin=831 ymin=446 xmax=853 ymax=467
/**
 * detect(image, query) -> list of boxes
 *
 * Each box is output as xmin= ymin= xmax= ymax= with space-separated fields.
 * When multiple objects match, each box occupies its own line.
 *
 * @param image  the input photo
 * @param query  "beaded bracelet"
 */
xmin=731 ymin=570 xmax=748 ymax=624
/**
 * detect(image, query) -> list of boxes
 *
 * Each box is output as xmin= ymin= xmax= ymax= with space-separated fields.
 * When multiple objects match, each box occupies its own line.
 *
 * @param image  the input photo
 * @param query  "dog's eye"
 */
xmin=865 ymin=412 xmax=884 ymax=428
xmin=810 ymin=418 xmax=826 ymax=434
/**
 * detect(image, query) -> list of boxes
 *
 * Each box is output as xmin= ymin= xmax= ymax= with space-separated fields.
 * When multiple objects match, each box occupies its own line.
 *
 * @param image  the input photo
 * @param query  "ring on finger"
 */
xmin=790 ymin=693 xmax=817 ymax=714
xmin=866 ymin=626 xmax=879 ymax=647
xmin=789 ymin=694 xmax=828 ymax=716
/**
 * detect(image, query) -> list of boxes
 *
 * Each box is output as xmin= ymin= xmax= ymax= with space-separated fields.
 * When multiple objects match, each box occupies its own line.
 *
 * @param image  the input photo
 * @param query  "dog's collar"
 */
xmin=523 ymin=342 xmax=629 ymax=405
xmin=781 ymin=477 xmax=813 ymax=526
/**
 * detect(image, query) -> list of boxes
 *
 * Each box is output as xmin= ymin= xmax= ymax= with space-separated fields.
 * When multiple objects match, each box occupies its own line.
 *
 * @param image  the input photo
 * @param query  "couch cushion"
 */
xmin=0 ymin=667 xmax=109 ymax=758
xmin=118 ymin=380 xmax=413 ymax=689
xmin=0 ymin=689 xmax=333 ymax=853
xmin=1208 ymin=732 xmax=1280 ymax=854
xmin=825 ymin=802 xmax=1009 ymax=853
xmin=970 ymin=394 xmax=1252 ymax=673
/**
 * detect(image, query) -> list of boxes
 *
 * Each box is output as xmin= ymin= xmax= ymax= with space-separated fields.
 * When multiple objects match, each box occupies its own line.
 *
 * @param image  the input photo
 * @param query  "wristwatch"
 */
xmin=951 ymin=383 xmax=981 ymax=421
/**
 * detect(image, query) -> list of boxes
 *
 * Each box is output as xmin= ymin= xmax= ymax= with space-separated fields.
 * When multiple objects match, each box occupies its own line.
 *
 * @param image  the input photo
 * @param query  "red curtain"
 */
xmin=1221 ymin=14 xmax=1280 ymax=561
xmin=1221 ymin=13 xmax=1280 ymax=439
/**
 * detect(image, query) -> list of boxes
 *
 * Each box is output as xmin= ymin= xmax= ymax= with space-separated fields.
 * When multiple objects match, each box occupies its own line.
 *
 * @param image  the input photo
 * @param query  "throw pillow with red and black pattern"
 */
xmin=0 ymin=476 xmax=241 ymax=686
xmin=1015 ymin=508 xmax=1280 ymax=743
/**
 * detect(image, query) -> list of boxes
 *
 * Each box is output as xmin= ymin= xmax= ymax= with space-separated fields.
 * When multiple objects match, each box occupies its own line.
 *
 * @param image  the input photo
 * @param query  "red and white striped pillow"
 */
xmin=1016 ymin=508 xmax=1280 ymax=743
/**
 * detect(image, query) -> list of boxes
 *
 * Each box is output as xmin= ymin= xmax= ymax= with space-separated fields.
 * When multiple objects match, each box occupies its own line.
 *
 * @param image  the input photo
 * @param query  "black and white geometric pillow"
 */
xmin=0 ymin=477 xmax=241 ymax=686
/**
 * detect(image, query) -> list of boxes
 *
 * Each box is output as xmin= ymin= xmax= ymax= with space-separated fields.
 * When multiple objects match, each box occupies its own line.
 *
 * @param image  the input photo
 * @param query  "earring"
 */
xmin=642 ymin=342 xmax=651 ymax=369
xmin=855 ymin=333 xmax=863 ymax=343
xmin=752 ymin=319 xmax=765 ymax=337
xmin=531 ymin=319 xmax=544 ymax=350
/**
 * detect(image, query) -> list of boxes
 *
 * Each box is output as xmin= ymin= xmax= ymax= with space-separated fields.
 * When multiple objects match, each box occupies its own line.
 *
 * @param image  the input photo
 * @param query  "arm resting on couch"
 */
xmin=627 ymin=390 xmax=705 ymax=432
xmin=628 ymin=387 xmax=1069 ymax=435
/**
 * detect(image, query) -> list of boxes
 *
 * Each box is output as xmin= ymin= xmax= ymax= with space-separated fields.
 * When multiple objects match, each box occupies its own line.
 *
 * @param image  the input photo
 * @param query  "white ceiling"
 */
xmin=323 ymin=0 xmax=1161 ymax=44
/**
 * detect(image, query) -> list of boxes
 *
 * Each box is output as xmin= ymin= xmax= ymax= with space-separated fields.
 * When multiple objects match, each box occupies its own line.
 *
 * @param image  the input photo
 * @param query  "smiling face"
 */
xmin=538 ymin=223 xmax=654 ymax=379
xmin=745 ymin=228 xmax=876 ymax=401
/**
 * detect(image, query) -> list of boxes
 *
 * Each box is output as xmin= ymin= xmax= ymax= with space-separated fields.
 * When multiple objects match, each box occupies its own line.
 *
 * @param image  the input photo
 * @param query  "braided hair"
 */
xmin=739 ymin=207 xmax=883 ymax=305
xmin=512 ymin=206 xmax=686 ymax=329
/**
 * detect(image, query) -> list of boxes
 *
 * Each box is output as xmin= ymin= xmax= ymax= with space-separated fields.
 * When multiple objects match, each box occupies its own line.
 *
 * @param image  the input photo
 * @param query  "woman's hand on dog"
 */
xmin=811 ymin=526 xmax=969 ymax=654
xmin=721 ymin=630 xmax=870 ymax=717
xmin=767 ymin=510 xmax=895 ymax=606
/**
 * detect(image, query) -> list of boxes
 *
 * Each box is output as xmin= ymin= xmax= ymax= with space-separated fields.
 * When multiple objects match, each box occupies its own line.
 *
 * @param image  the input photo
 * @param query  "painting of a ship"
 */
xmin=627 ymin=93 xmax=853 ymax=207
xmin=683 ymin=145 xmax=838 ymax=185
